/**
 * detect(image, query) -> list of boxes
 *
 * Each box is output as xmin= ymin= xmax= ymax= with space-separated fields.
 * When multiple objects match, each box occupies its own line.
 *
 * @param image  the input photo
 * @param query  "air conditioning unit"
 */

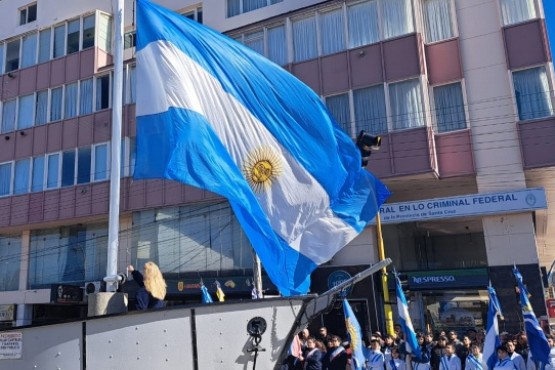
xmin=83 ymin=281 xmax=104 ymax=295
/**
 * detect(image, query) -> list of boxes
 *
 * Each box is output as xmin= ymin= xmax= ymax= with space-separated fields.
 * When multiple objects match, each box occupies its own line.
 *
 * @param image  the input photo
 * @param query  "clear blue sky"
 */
xmin=546 ymin=0 xmax=555 ymax=58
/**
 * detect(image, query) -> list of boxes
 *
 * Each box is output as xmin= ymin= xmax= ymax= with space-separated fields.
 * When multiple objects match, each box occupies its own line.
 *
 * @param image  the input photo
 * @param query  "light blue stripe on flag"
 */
xmin=513 ymin=266 xmax=550 ymax=365
xmin=134 ymin=0 xmax=390 ymax=296
xmin=483 ymin=285 xmax=502 ymax=370
xmin=344 ymin=299 xmax=366 ymax=370
xmin=395 ymin=274 xmax=421 ymax=360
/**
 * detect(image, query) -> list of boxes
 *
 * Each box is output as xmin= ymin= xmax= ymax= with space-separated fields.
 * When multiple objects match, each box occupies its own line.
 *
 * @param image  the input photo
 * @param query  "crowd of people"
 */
xmin=282 ymin=326 xmax=555 ymax=370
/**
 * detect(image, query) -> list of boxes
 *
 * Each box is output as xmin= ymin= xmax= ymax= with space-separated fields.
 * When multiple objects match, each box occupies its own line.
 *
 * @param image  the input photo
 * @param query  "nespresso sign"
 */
xmin=407 ymin=268 xmax=488 ymax=290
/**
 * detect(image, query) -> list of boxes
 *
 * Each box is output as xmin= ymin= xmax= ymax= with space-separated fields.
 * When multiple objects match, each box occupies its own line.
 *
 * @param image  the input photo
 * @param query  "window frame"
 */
xmin=0 ymin=161 xmax=14 ymax=197
xmin=430 ymin=80 xmax=469 ymax=134
xmin=511 ymin=64 xmax=555 ymax=121
xmin=19 ymin=3 xmax=38 ymax=26
xmin=92 ymin=142 xmax=110 ymax=182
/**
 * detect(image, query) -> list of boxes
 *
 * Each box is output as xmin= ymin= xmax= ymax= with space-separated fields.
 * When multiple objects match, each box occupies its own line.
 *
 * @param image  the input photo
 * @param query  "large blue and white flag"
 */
xmin=483 ymin=285 xmax=503 ymax=370
xmin=513 ymin=266 xmax=550 ymax=365
xmin=395 ymin=273 xmax=421 ymax=360
xmin=134 ymin=0 xmax=390 ymax=295
xmin=343 ymin=299 xmax=365 ymax=370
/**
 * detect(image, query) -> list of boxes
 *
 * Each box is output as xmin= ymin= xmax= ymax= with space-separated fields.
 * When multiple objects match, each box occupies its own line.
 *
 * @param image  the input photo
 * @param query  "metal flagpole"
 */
xmin=376 ymin=213 xmax=394 ymax=335
xmin=104 ymin=0 xmax=124 ymax=292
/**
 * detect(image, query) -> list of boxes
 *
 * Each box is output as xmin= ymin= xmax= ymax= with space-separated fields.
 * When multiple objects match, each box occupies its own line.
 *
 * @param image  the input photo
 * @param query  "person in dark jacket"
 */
xmin=323 ymin=335 xmax=348 ymax=370
xmin=127 ymin=261 xmax=167 ymax=310
xmin=300 ymin=337 xmax=323 ymax=370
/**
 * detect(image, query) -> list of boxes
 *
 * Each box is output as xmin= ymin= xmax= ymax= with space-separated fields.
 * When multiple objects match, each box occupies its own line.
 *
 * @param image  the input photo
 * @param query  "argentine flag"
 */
xmin=344 ymin=299 xmax=366 ymax=370
xmin=395 ymin=273 xmax=421 ymax=360
xmin=513 ymin=266 xmax=550 ymax=365
xmin=134 ymin=0 xmax=389 ymax=296
xmin=483 ymin=285 xmax=503 ymax=370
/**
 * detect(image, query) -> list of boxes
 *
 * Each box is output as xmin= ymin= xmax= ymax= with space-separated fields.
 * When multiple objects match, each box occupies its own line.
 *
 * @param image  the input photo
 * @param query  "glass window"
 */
xmin=348 ymin=0 xmax=379 ymax=48
xmin=423 ymin=0 xmax=453 ymax=43
xmin=46 ymin=153 xmax=60 ymax=189
xmin=77 ymin=147 xmax=91 ymax=184
xmin=21 ymin=33 xmax=38 ymax=68
xmin=82 ymin=15 xmax=95 ymax=49
xmin=6 ymin=39 xmax=20 ymax=72
xmin=124 ymin=31 xmax=136 ymax=49
xmin=0 ymin=162 xmax=12 ymax=196
xmin=244 ymin=31 xmax=264 ymax=55
xmin=93 ymin=144 xmax=109 ymax=181
xmin=320 ymin=8 xmax=345 ymax=56
xmin=18 ymin=94 xmax=34 ymax=130
xmin=50 ymin=87 xmax=63 ymax=122
xmin=127 ymin=66 xmax=136 ymax=104
xmin=228 ymin=0 xmax=241 ymax=17
xmin=53 ymin=24 xmax=66 ymax=58
xmin=433 ymin=82 xmax=467 ymax=132
xmin=267 ymin=25 xmax=286 ymax=65
xmin=381 ymin=0 xmax=414 ymax=40
xmin=65 ymin=82 xmax=78 ymax=119
xmin=38 ymin=29 xmax=51 ymax=63
xmin=513 ymin=66 xmax=554 ymax=120
xmin=354 ymin=85 xmax=388 ymax=134
xmin=20 ymin=3 xmax=37 ymax=25
xmin=0 ymin=44 xmax=4 ymax=73
xmin=129 ymin=137 xmax=136 ymax=177
xmin=96 ymin=75 xmax=110 ymax=110
xmin=80 ymin=78 xmax=93 ymax=115
xmin=244 ymin=0 xmax=267 ymax=13
xmin=389 ymin=79 xmax=424 ymax=130
xmin=14 ymin=158 xmax=31 ymax=194
xmin=326 ymin=93 xmax=351 ymax=134
xmin=0 ymin=235 xmax=21 ymax=291
xmin=500 ymin=0 xmax=536 ymax=26
xmin=97 ymin=14 xmax=113 ymax=53
xmin=67 ymin=19 xmax=80 ymax=54
xmin=62 ymin=150 xmax=76 ymax=187
xmin=1 ymin=99 xmax=17 ymax=133
xmin=31 ymin=156 xmax=45 ymax=192
xmin=292 ymin=16 xmax=318 ymax=62
xmin=35 ymin=90 xmax=48 ymax=126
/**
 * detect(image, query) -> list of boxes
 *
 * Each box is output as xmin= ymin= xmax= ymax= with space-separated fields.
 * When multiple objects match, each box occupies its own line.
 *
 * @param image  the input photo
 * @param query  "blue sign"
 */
xmin=328 ymin=270 xmax=352 ymax=298
xmin=373 ymin=188 xmax=546 ymax=224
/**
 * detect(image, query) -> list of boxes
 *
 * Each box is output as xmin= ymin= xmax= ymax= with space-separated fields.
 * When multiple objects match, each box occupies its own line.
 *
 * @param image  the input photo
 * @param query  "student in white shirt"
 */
xmin=494 ymin=345 xmax=515 ymax=370
xmin=465 ymin=344 xmax=483 ymax=370
xmin=507 ymin=341 xmax=526 ymax=370
xmin=387 ymin=347 xmax=406 ymax=370
xmin=366 ymin=336 xmax=385 ymax=370
xmin=440 ymin=344 xmax=462 ymax=370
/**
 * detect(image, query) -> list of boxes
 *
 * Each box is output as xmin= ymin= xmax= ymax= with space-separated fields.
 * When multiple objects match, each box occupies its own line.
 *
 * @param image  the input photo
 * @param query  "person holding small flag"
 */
xmin=465 ymin=344 xmax=483 ymax=370
xmin=493 ymin=346 xmax=514 ymax=370
xmin=440 ymin=344 xmax=462 ymax=370
xmin=365 ymin=336 xmax=385 ymax=370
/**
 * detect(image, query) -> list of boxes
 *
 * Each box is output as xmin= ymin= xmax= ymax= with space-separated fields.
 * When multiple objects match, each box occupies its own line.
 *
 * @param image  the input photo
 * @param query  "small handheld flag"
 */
xmin=394 ymin=272 xmax=421 ymax=360
xmin=483 ymin=284 xmax=503 ymax=370
xmin=215 ymin=281 xmax=225 ymax=302
xmin=200 ymin=283 xmax=213 ymax=304
xmin=134 ymin=0 xmax=390 ymax=296
xmin=343 ymin=299 xmax=365 ymax=370
xmin=513 ymin=266 xmax=550 ymax=364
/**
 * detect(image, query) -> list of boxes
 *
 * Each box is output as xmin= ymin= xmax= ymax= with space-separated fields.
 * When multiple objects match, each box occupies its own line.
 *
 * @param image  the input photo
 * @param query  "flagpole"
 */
xmin=376 ymin=213 xmax=394 ymax=336
xmin=253 ymin=252 xmax=263 ymax=298
xmin=104 ymin=0 xmax=124 ymax=292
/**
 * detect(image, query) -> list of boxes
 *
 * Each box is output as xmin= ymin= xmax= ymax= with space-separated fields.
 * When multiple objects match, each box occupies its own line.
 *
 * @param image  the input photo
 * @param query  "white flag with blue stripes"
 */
xmin=395 ymin=273 xmax=421 ymax=360
xmin=134 ymin=0 xmax=390 ymax=296
xmin=483 ymin=285 xmax=503 ymax=370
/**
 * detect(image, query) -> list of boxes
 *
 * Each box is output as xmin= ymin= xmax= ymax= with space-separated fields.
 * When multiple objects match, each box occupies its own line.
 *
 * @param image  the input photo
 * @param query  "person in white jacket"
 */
xmin=440 ymin=344 xmax=462 ymax=370
xmin=465 ymin=344 xmax=483 ymax=370
xmin=507 ymin=340 xmax=526 ymax=370
xmin=494 ymin=345 xmax=515 ymax=370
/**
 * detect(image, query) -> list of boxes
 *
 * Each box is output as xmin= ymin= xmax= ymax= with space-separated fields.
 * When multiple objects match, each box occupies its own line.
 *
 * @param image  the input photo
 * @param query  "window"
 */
xmin=381 ymin=0 xmax=414 ymax=39
xmin=62 ymin=150 xmax=76 ymax=187
xmin=124 ymin=31 xmax=136 ymax=49
xmin=67 ymin=19 xmax=80 ymax=55
xmin=0 ymin=44 xmax=4 ymax=73
xmin=80 ymin=78 xmax=93 ymax=115
xmin=500 ymin=0 xmax=536 ymax=26
xmin=389 ymin=78 xmax=424 ymax=130
xmin=77 ymin=147 xmax=92 ymax=184
xmin=129 ymin=137 xmax=136 ymax=177
xmin=50 ymin=87 xmax=63 ymax=122
xmin=20 ymin=3 xmax=37 ymax=25
xmin=125 ymin=66 xmax=136 ymax=104
xmin=93 ymin=143 xmax=109 ymax=181
xmin=97 ymin=14 xmax=113 ymax=53
xmin=0 ymin=162 xmax=12 ymax=196
xmin=35 ymin=90 xmax=48 ymax=126
xmin=348 ymin=1 xmax=379 ymax=48
xmin=433 ymin=82 xmax=466 ymax=132
xmin=46 ymin=153 xmax=60 ymax=189
xmin=53 ymin=24 xmax=66 ymax=58
xmin=354 ymin=85 xmax=388 ymax=134
xmin=320 ymin=8 xmax=346 ymax=56
xmin=183 ymin=7 xmax=203 ymax=23
xmin=513 ymin=66 xmax=554 ymax=120
xmin=65 ymin=82 xmax=78 ymax=119
xmin=422 ymin=0 xmax=453 ymax=43
xmin=31 ymin=156 xmax=44 ymax=192
xmin=0 ymin=236 xmax=21 ymax=292
xmin=244 ymin=31 xmax=264 ymax=55
xmin=6 ymin=39 xmax=20 ymax=72
xmin=292 ymin=16 xmax=317 ymax=62
xmin=14 ymin=158 xmax=31 ymax=194
xmin=21 ymin=32 xmax=38 ymax=68
xmin=18 ymin=94 xmax=34 ymax=129
xmin=227 ymin=0 xmax=282 ymax=17
xmin=96 ymin=75 xmax=110 ymax=110
xmin=1 ymin=99 xmax=17 ymax=133
xmin=267 ymin=25 xmax=286 ymax=65
xmin=38 ymin=29 xmax=52 ymax=63
xmin=326 ymin=94 xmax=351 ymax=134
xmin=82 ymin=15 xmax=95 ymax=49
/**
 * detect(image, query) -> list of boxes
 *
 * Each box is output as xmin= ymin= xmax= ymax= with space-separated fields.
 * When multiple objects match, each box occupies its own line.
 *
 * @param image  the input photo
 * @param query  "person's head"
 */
xmin=143 ymin=261 xmax=166 ymax=300
xmin=394 ymin=324 xmax=402 ymax=334
xmin=471 ymin=344 xmax=481 ymax=356
xmin=370 ymin=336 xmax=381 ymax=350
xmin=319 ymin=327 xmax=328 ymax=337
xmin=546 ymin=335 xmax=554 ymax=348
xmin=392 ymin=347 xmax=400 ymax=359
xmin=425 ymin=332 xmax=434 ymax=344
xmin=417 ymin=334 xmax=425 ymax=345
xmin=497 ymin=345 xmax=509 ymax=359
xmin=444 ymin=343 xmax=455 ymax=356
xmin=438 ymin=336 xmax=448 ymax=347
xmin=466 ymin=329 xmax=477 ymax=340
xmin=448 ymin=331 xmax=458 ymax=341
xmin=328 ymin=335 xmax=341 ymax=348
xmin=517 ymin=333 xmax=527 ymax=346
xmin=306 ymin=337 xmax=317 ymax=349
xmin=385 ymin=334 xmax=394 ymax=346
xmin=506 ymin=340 xmax=515 ymax=354
xmin=463 ymin=336 xmax=471 ymax=347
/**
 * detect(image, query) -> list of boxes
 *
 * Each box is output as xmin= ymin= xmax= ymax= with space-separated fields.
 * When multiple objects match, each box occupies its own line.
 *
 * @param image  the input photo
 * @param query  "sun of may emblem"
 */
xmin=346 ymin=319 xmax=359 ymax=350
xmin=243 ymin=147 xmax=282 ymax=193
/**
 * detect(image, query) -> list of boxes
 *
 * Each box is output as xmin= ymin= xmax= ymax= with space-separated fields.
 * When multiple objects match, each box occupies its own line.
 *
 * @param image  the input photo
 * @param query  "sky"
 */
xmin=546 ymin=0 xmax=555 ymax=58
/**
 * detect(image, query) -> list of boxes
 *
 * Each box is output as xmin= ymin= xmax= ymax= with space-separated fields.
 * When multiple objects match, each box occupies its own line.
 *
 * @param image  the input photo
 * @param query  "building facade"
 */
xmin=0 ymin=0 xmax=554 ymax=334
